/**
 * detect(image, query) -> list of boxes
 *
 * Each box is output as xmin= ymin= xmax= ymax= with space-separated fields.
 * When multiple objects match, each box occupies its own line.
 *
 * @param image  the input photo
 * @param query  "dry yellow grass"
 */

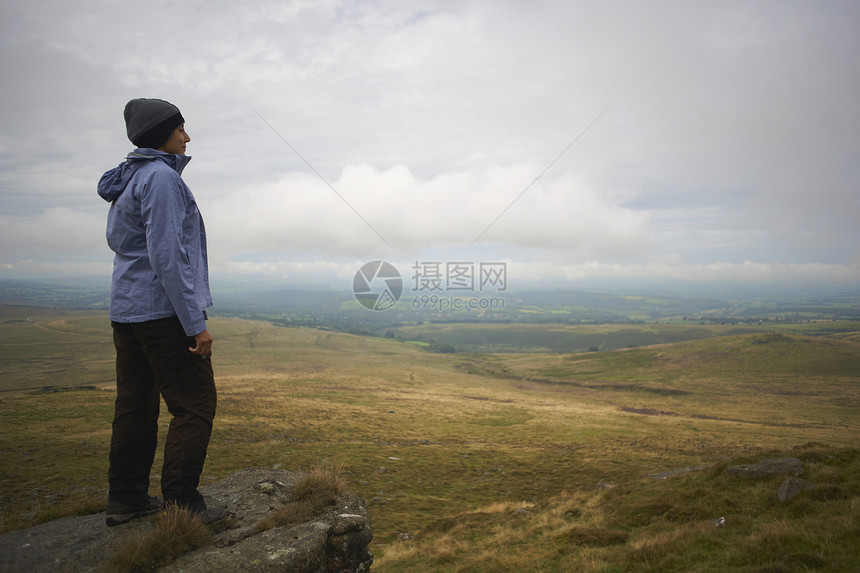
xmin=256 ymin=461 xmax=348 ymax=531
xmin=104 ymin=506 xmax=211 ymax=573
xmin=290 ymin=461 xmax=347 ymax=502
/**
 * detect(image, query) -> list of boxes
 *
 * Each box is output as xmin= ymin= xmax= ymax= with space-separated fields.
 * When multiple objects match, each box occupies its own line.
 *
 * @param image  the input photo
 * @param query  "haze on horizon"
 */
xmin=1 ymin=1 xmax=858 ymax=291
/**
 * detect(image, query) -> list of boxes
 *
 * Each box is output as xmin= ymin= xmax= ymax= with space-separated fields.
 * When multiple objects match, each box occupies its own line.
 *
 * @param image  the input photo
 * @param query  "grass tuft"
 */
xmin=290 ymin=461 xmax=347 ymax=503
xmin=256 ymin=461 xmax=347 ymax=531
xmin=103 ymin=506 xmax=212 ymax=573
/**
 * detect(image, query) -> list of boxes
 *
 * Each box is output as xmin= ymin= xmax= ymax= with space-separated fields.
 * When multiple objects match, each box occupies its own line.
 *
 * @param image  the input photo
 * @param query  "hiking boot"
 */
xmin=164 ymin=499 xmax=227 ymax=526
xmin=105 ymin=496 xmax=163 ymax=527
xmin=193 ymin=504 xmax=227 ymax=526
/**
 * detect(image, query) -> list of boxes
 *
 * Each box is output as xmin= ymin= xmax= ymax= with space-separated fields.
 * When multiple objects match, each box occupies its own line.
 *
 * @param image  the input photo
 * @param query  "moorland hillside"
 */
xmin=0 ymin=307 xmax=858 ymax=571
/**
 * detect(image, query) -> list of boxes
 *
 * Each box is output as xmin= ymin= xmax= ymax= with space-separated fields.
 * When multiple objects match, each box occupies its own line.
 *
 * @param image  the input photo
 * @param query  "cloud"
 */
xmin=1 ymin=260 xmax=112 ymax=278
xmin=0 ymin=208 xmax=106 ymax=259
xmin=204 ymin=163 xmax=651 ymax=262
xmin=510 ymin=259 xmax=860 ymax=285
xmin=1 ymin=0 xmax=859 ymax=287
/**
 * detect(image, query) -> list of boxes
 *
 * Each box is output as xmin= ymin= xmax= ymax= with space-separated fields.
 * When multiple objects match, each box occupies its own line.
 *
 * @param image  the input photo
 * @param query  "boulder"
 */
xmin=0 ymin=468 xmax=372 ymax=573
xmin=778 ymin=476 xmax=816 ymax=502
xmin=727 ymin=457 xmax=802 ymax=478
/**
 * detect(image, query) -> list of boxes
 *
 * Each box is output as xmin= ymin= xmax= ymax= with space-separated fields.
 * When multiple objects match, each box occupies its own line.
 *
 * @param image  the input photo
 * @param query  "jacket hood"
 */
xmin=98 ymin=149 xmax=191 ymax=202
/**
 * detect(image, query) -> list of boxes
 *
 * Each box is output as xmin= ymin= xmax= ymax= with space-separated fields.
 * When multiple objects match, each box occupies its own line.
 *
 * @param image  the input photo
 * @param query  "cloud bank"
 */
xmin=1 ymin=0 xmax=858 ymax=288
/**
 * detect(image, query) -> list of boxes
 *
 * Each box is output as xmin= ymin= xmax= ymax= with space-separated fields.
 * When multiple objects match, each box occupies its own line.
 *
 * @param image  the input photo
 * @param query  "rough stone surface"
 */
xmin=778 ymin=476 xmax=816 ymax=502
xmin=727 ymin=457 xmax=802 ymax=478
xmin=649 ymin=466 xmax=710 ymax=480
xmin=0 ymin=468 xmax=372 ymax=573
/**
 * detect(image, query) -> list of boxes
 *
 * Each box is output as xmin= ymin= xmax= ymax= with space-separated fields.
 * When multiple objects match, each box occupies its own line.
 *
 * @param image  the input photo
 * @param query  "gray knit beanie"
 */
xmin=124 ymin=98 xmax=185 ymax=149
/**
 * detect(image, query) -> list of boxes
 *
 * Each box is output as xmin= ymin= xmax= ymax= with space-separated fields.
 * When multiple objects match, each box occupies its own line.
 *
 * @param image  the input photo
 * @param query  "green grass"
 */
xmin=0 ymin=306 xmax=115 ymax=391
xmin=390 ymin=321 xmax=860 ymax=353
xmin=1 ymin=308 xmax=858 ymax=571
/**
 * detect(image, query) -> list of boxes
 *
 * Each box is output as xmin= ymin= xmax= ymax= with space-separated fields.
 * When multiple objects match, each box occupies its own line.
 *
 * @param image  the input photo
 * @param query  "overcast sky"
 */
xmin=1 ymin=0 xmax=858 ymax=290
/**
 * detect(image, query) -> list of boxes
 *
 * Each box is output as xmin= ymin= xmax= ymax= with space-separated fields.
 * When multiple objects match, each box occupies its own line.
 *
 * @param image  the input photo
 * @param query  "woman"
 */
xmin=97 ymin=98 xmax=220 ymax=526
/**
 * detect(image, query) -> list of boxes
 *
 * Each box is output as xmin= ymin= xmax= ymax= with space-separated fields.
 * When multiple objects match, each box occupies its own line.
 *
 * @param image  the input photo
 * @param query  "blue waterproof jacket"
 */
xmin=98 ymin=149 xmax=212 ymax=336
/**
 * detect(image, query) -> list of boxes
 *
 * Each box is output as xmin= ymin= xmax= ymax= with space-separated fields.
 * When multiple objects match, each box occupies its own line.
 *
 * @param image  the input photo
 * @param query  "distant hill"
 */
xmin=2 ymin=278 xmax=859 ymax=331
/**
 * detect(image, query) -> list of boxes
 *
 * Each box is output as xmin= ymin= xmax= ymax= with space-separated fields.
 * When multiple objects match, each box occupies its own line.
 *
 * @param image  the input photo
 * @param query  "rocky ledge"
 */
xmin=0 ymin=468 xmax=373 ymax=572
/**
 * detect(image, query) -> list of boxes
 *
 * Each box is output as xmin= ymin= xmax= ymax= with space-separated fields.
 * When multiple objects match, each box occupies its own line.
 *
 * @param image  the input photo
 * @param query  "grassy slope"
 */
xmin=0 ymin=306 xmax=115 ymax=392
xmin=0 ymin=307 xmax=858 ymax=571
xmin=392 ymin=320 xmax=860 ymax=353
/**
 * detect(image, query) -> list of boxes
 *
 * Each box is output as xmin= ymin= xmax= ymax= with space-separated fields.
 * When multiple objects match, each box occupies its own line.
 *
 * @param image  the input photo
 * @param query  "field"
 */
xmin=390 ymin=320 xmax=860 ymax=353
xmin=1 ymin=305 xmax=859 ymax=571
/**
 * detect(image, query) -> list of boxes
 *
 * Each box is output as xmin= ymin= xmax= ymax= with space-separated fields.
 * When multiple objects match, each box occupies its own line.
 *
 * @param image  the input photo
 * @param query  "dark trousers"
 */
xmin=108 ymin=316 xmax=216 ymax=509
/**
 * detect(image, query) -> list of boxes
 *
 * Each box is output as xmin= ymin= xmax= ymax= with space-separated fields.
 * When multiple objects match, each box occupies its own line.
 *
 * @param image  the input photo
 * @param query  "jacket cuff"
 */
xmin=182 ymin=314 xmax=208 ymax=337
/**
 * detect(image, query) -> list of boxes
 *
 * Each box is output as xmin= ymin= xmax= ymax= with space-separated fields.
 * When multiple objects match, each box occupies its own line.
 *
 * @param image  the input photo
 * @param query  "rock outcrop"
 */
xmin=0 ymin=468 xmax=373 ymax=573
xmin=726 ymin=457 xmax=802 ymax=478
xmin=777 ymin=476 xmax=816 ymax=502
xmin=726 ymin=456 xmax=818 ymax=503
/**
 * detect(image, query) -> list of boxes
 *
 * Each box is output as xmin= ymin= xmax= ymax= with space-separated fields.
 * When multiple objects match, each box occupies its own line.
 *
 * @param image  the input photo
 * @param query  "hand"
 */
xmin=189 ymin=329 xmax=213 ymax=356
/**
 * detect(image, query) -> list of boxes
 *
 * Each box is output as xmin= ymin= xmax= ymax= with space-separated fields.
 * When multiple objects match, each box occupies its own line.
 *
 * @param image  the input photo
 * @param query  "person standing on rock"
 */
xmin=97 ymin=98 xmax=221 ymax=526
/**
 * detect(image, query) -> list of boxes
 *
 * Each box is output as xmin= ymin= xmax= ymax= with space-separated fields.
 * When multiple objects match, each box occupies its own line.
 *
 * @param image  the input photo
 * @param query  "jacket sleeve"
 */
xmin=139 ymin=168 xmax=208 ymax=336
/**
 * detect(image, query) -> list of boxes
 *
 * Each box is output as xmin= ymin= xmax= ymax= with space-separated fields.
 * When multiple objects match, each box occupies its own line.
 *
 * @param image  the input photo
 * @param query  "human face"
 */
xmin=158 ymin=124 xmax=191 ymax=155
